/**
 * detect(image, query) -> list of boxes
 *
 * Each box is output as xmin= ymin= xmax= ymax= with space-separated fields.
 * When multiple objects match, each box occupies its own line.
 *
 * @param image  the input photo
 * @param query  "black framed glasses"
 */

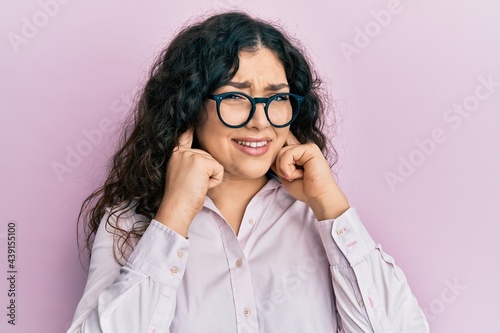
xmin=207 ymin=91 xmax=304 ymax=128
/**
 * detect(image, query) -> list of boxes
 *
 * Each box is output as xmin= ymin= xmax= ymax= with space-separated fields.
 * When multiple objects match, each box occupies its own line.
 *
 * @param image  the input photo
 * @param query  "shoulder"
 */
xmin=105 ymin=199 xmax=143 ymax=219
xmin=95 ymin=200 xmax=150 ymax=263
xmin=100 ymin=200 xmax=150 ymax=237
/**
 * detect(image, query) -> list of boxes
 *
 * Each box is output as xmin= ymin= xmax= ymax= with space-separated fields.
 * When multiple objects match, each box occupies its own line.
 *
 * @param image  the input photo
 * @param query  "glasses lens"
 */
xmin=219 ymin=93 xmax=252 ymax=127
xmin=267 ymin=94 xmax=298 ymax=126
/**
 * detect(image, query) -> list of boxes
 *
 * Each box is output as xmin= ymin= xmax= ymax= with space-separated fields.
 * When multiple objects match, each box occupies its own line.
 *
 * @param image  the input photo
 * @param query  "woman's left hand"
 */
xmin=272 ymin=132 xmax=350 ymax=220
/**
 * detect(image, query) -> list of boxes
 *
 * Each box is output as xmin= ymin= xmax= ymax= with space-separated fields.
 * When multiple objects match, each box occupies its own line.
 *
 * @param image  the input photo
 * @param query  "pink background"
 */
xmin=1 ymin=1 xmax=499 ymax=332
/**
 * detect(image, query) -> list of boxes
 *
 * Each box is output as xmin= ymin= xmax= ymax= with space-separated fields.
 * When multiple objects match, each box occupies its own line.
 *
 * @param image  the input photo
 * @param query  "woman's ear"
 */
xmin=192 ymin=104 xmax=208 ymax=150
xmin=192 ymin=129 xmax=201 ymax=149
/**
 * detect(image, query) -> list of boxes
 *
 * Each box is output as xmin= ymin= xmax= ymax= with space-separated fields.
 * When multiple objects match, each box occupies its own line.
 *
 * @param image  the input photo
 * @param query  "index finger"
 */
xmin=285 ymin=131 xmax=301 ymax=146
xmin=178 ymin=128 xmax=194 ymax=149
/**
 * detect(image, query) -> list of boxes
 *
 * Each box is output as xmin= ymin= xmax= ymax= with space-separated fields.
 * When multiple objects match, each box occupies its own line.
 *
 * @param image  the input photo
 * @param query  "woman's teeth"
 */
xmin=235 ymin=140 xmax=268 ymax=148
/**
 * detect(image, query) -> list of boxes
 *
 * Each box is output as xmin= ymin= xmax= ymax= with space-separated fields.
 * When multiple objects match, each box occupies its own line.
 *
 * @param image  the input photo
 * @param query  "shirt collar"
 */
xmin=203 ymin=176 xmax=283 ymax=212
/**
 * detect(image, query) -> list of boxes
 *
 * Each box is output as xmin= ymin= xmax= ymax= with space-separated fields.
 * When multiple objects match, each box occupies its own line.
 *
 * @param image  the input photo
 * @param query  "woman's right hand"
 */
xmin=155 ymin=129 xmax=224 ymax=237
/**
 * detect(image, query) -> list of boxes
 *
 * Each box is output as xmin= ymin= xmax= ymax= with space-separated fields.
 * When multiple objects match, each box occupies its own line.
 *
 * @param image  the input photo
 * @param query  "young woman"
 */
xmin=68 ymin=11 xmax=429 ymax=333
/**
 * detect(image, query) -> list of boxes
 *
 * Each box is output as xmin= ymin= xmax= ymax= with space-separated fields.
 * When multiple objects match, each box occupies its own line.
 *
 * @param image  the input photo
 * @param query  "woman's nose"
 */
xmin=246 ymin=102 xmax=270 ymax=129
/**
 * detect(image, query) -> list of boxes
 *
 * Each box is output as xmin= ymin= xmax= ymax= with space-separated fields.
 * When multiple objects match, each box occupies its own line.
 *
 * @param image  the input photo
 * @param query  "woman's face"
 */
xmin=196 ymin=47 xmax=290 ymax=182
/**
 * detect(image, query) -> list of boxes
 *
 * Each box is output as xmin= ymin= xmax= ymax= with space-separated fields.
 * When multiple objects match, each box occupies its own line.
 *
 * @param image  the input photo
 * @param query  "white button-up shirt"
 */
xmin=68 ymin=178 xmax=429 ymax=332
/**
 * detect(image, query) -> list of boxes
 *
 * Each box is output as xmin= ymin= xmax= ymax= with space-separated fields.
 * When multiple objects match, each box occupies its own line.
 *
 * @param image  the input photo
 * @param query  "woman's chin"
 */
xmin=224 ymin=167 xmax=271 ymax=182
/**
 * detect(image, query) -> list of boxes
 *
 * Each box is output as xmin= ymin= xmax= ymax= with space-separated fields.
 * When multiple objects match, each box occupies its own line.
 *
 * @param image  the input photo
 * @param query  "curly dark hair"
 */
xmin=78 ymin=11 xmax=337 ymax=264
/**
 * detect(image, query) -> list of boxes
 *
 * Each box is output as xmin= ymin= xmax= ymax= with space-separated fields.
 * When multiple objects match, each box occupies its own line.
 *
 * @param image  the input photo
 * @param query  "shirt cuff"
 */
xmin=317 ymin=207 xmax=376 ymax=267
xmin=127 ymin=219 xmax=190 ymax=287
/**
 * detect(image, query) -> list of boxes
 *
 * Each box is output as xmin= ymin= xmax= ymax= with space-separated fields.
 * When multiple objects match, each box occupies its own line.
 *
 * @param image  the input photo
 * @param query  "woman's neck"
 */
xmin=207 ymin=175 xmax=268 ymax=235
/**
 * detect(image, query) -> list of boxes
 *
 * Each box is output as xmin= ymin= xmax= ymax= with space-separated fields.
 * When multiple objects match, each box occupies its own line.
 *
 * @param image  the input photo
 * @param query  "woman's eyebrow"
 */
xmin=266 ymin=83 xmax=289 ymax=91
xmin=227 ymin=81 xmax=251 ymax=89
xmin=227 ymin=81 xmax=289 ymax=91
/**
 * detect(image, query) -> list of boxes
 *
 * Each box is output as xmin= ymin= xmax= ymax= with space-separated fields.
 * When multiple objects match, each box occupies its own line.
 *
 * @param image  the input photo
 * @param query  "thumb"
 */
xmin=178 ymin=128 xmax=194 ymax=149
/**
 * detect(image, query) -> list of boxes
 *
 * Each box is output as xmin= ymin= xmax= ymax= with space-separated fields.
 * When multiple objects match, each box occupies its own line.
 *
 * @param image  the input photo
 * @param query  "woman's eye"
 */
xmin=275 ymin=94 xmax=290 ymax=101
xmin=223 ymin=94 xmax=243 ymax=100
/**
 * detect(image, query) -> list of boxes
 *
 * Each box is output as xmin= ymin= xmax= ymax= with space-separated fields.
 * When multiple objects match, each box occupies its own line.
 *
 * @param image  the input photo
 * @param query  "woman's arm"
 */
xmin=273 ymin=132 xmax=429 ymax=332
xmin=69 ymin=129 xmax=221 ymax=332
xmin=316 ymin=207 xmax=429 ymax=332
xmin=67 ymin=208 xmax=189 ymax=333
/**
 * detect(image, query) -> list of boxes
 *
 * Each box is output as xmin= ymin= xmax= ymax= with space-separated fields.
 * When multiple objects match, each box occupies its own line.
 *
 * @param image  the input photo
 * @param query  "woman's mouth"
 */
xmin=232 ymin=138 xmax=271 ymax=156
xmin=234 ymin=140 xmax=269 ymax=148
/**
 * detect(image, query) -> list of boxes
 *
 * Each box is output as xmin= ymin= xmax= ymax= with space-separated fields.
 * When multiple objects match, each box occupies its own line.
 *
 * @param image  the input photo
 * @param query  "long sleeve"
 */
xmin=67 ymin=208 xmax=189 ymax=333
xmin=68 ymin=185 xmax=429 ymax=332
xmin=317 ymin=207 xmax=429 ymax=333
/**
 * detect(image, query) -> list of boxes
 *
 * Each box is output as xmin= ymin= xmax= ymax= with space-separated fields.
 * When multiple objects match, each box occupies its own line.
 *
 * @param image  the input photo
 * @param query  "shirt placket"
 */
xmin=218 ymin=219 xmax=260 ymax=333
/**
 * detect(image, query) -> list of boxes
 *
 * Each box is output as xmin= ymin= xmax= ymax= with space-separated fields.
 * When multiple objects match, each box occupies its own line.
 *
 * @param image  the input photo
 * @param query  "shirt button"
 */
xmin=177 ymin=250 xmax=185 ymax=258
xmin=248 ymin=218 xmax=255 ymax=225
xmin=337 ymin=227 xmax=346 ymax=235
xmin=359 ymin=299 xmax=365 ymax=307
xmin=235 ymin=259 xmax=243 ymax=268
xmin=170 ymin=267 xmax=179 ymax=275
xmin=243 ymin=308 xmax=251 ymax=317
